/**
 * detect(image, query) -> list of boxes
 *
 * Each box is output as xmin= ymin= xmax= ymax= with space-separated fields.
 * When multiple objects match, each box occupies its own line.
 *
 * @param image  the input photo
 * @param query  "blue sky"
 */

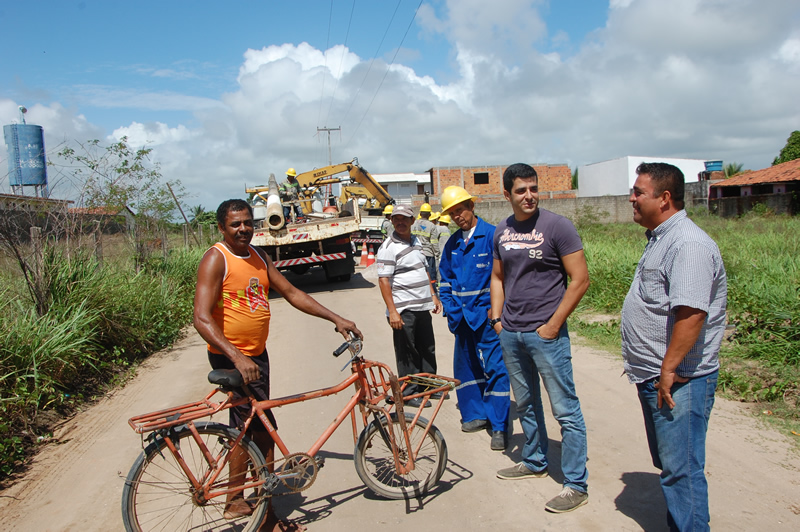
xmin=1 ymin=1 xmax=799 ymax=208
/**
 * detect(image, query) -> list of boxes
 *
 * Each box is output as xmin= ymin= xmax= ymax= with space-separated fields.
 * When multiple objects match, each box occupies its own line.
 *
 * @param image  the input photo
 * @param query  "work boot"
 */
xmin=490 ymin=431 xmax=507 ymax=451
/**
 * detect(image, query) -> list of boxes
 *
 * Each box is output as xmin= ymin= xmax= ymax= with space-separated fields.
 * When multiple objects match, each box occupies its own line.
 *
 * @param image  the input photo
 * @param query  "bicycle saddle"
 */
xmin=208 ymin=369 xmax=243 ymax=388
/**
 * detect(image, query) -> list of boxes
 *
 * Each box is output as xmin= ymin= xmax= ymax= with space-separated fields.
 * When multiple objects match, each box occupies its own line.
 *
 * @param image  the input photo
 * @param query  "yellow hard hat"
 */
xmin=430 ymin=211 xmax=440 ymax=222
xmin=419 ymin=203 xmax=432 ymax=213
xmin=440 ymin=186 xmax=476 ymax=213
xmin=382 ymin=204 xmax=394 ymax=215
xmin=287 ymin=168 xmax=297 ymax=177
xmin=439 ymin=214 xmax=451 ymax=224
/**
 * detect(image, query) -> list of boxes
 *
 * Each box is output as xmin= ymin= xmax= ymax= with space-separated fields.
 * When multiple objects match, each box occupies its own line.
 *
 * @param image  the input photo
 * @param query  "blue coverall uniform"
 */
xmin=439 ymin=216 xmax=510 ymax=432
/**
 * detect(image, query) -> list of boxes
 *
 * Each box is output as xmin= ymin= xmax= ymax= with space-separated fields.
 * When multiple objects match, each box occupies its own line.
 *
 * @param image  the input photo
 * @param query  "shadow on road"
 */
xmin=614 ymin=471 xmax=669 ymax=531
xmin=275 ymin=458 xmax=473 ymax=527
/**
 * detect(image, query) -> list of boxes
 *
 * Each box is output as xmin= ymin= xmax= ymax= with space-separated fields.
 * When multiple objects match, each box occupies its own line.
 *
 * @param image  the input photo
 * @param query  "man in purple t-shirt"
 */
xmin=489 ymin=163 xmax=591 ymax=514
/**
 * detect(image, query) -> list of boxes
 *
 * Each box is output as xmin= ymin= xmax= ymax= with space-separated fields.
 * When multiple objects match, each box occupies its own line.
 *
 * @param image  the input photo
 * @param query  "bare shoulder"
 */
xmin=198 ymin=246 xmax=225 ymax=277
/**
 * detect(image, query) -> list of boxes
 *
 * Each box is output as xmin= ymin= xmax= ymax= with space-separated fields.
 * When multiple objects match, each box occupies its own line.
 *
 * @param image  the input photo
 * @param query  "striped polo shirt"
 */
xmin=376 ymin=232 xmax=434 ymax=313
xmin=621 ymin=210 xmax=727 ymax=383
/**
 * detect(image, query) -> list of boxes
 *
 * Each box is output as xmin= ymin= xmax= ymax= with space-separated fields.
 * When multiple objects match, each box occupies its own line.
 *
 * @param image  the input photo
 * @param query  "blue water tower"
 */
xmin=4 ymin=108 xmax=49 ymax=198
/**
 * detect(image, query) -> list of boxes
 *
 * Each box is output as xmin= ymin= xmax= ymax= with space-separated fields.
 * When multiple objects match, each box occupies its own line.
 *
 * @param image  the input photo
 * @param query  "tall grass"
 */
xmin=0 ymin=245 xmax=204 ymax=479
xmin=575 ymin=213 xmax=800 ymax=417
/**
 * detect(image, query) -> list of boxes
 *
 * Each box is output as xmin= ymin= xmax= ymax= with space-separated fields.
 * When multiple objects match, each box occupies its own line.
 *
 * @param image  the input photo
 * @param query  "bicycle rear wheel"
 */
xmin=122 ymin=421 xmax=268 ymax=532
xmin=354 ymin=412 xmax=447 ymax=500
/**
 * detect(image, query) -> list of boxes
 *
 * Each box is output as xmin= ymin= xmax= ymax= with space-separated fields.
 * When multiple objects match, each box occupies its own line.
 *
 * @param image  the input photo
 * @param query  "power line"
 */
xmin=324 ymin=0 xmax=357 ymax=128
xmin=335 ymin=0 xmax=403 ymax=130
xmin=344 ymin=0 xmax=423 ymax=150
xmin=316 ymin=0 xmax=335 ymax=127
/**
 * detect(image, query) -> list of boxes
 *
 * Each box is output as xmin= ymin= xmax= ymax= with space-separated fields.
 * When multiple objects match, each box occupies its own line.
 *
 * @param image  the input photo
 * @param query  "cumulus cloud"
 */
xmin=2 ymin=0 xmax=799 ymax=209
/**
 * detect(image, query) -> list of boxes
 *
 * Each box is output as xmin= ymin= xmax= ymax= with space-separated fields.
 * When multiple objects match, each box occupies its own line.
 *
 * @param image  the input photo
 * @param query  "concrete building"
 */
xmin=578 ymin=156 xmax=709 ymax=197
xmin=0 ymin=192 xmax=71 ymax=212
xmin=372 ymin=172 xmax=431 ymax=205
xmin=710 ymin=158 xmax=800 ymax=216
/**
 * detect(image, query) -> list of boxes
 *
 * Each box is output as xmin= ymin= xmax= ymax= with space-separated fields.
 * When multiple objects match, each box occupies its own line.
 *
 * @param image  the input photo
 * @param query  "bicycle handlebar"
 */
xmin=333 ymin=332 xmax=362 ymax=358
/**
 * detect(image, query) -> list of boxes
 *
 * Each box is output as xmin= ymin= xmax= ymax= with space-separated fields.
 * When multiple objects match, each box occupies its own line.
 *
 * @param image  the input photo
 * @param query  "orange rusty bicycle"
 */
xmin=121 ymin=335 xmax=458 ymax=531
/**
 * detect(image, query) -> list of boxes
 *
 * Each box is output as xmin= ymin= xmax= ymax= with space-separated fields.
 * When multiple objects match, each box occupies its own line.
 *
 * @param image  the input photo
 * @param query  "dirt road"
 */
xmin=1 ymin=266 xmax=799 ymax=531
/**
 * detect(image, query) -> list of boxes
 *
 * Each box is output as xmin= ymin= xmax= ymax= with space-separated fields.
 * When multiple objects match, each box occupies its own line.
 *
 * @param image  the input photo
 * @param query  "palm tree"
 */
xmin=724 ymin=162 xmax=744 ymax=178
xmin=189 ymin=205 xmax=206 ymax=226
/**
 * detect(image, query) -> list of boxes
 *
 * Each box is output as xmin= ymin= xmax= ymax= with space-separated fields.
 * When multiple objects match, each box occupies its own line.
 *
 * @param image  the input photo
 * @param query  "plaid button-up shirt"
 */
xmin=621 ymin=210 xmax=727 ymax=383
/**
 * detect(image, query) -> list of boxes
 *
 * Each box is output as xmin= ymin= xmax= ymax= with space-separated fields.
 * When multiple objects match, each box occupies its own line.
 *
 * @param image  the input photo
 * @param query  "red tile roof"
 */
xmin=711 ymin=158 xmax=800 ymax=187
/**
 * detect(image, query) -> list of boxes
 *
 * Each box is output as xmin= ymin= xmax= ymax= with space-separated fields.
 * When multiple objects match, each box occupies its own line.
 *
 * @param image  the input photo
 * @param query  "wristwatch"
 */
xmin=489 ymin=317 xmax=502 ymax=327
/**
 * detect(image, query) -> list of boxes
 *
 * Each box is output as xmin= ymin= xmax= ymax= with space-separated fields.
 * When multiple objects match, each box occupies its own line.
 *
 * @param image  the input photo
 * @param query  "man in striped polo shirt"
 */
xmin=377 ymin=205 xmax=442 ymax=408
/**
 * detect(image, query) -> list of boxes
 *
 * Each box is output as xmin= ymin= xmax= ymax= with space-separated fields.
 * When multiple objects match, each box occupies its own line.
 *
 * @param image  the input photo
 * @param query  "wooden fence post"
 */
xmin=30 ymin=226 xmax=43 ymax=281
xmin=183 ymin=224 xmax=189 ymax=248
xmin=94 ymin=222 xmax=103 ymax=266
xmin=198 ymin=224 xmax=204 ymax=244
xmin=162 ymin=228 xmax=168 ymax=259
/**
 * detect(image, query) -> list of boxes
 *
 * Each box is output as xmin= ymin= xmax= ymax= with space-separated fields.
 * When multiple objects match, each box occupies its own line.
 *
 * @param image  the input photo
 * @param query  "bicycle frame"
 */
xmin=127 ymin=354 xmax=458 ymax=503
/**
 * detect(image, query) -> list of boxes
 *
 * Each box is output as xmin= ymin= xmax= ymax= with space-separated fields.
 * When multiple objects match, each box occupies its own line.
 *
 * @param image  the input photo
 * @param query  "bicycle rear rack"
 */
xmin=128 ymin=390 xmax=231 ymax=434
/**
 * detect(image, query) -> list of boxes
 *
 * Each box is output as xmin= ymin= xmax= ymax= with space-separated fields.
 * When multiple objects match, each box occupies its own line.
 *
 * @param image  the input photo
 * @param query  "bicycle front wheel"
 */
xmin=122 ymin=421 xmax=268 ymax=532
xmin=354 ymin=412 xmax=447 ymax=500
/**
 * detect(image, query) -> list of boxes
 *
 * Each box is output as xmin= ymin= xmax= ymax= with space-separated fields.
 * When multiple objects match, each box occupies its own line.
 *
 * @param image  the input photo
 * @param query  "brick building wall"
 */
xmin=429 ymin=164 xmax=572 ymax=196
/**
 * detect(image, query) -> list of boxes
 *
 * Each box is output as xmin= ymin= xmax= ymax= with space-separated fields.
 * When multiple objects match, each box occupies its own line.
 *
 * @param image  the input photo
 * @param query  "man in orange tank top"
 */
xmin=194 ymin=199 xmax=362 ymax=532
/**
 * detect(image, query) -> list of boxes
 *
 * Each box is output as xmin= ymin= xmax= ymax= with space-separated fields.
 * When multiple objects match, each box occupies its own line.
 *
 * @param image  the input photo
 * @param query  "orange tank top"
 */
xmin=208 ymin=243 xmax=271 ymax=357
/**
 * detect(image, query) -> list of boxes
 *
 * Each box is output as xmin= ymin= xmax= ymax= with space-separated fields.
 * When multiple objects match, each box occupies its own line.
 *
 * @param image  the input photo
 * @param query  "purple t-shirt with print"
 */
xmin=492 ymin=208 xmax=583 ymax=332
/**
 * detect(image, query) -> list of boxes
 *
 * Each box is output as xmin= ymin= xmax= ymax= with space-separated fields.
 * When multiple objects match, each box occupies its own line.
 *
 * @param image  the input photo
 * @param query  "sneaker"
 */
xmin=461 ymin=419 xmax=488 ymax=432
xmin=544 ymin=486 xmax=589 ymax=513
xmin=406 ymin=397 xmax=431 ymax=408
xmin=490 ymin=431 xmax=507 ymax=451
xmin=496 ymin=463 xmax=548 ymax=480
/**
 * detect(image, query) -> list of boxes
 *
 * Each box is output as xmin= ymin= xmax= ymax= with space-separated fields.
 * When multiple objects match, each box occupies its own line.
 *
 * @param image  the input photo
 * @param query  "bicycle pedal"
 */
xmin=315 ymin=457 xmax=325 ymax=469
xmin=264 ymin=473 xmax=280 ymax=495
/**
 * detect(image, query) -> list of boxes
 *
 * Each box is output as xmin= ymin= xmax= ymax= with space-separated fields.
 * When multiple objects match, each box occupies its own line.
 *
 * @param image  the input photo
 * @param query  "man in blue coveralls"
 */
xmin=438 ymin=185 xmax=510 ymax=450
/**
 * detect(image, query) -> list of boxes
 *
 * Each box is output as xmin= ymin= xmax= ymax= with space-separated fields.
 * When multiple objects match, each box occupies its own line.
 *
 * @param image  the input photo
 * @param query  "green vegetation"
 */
xmin=0 ymin=244 xmax=204 ymax=480
xmin=724 ymin=161 xmax=744 ymax=178
xmin=572 ymin=213 xmax=800 ymax=427
xmin=773 ymin=130 xmax=800 ymax=165
xmin=0 ymin=135 xmax=205 ymax=481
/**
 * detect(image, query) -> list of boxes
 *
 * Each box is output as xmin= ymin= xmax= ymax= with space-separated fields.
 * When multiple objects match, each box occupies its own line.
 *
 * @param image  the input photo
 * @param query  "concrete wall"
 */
xmin=710 ymin=192 xmax=799 ymax=217
xmin=578 ymin=156 xmax=708 ymax=197
xmin=471 ymin=195 xmax=636 ymax=226
xmin=416 ymin=189 xmax=713 ymax=225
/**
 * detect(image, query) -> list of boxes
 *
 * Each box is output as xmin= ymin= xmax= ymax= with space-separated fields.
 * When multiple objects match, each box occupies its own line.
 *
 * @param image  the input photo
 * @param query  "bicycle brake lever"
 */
xmin=339 ymin=338 xmax=363 ymax=371
xmin=340 ymin=351 xmax=359 ymax=372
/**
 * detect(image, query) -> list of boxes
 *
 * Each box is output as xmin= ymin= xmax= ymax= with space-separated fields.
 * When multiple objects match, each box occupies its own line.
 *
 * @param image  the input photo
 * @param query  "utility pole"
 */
xmin=316 ymin=126 xmax=341 ymax=166
xmin=317 ymin=127 xmax=341 ymax=203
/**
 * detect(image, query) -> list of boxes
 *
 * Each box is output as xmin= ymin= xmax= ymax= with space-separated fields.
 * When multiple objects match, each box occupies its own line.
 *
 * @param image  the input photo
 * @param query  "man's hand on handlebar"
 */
xmin=333 ymin=317 xmax=363 ymax=341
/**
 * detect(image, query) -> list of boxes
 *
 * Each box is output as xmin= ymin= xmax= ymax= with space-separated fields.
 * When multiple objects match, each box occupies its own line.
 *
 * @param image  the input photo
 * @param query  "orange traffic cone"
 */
xmin=359 ymin=243 xmax=368 ymax=266
xmin=366 ymin=245 xmax=375 ymax=267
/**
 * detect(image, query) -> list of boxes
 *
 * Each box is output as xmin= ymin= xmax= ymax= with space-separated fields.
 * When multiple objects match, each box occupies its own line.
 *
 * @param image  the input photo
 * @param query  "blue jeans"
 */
xmin=499 ymin=324 xmax=588 ymax=493
xmin=637 ymin=370 xmax=717 ymax=532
